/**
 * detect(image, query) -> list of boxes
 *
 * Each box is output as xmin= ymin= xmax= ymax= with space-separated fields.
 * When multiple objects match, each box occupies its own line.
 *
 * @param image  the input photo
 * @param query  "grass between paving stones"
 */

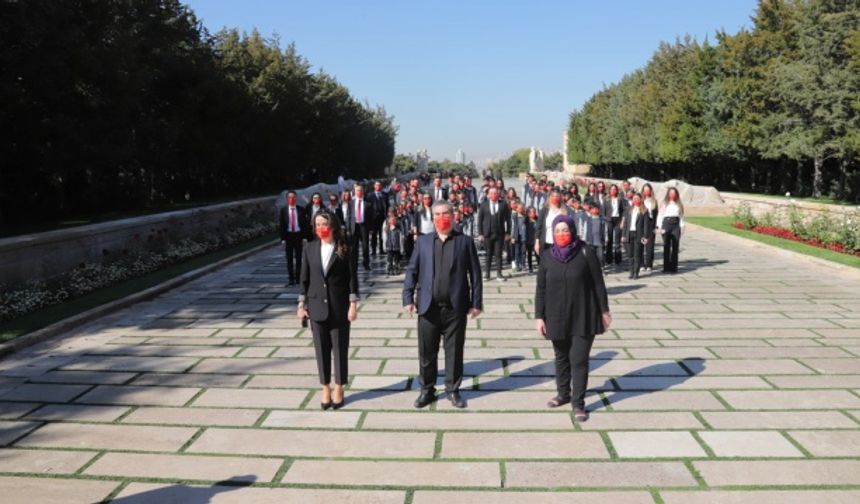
xmin=687 ymin=216 xmax=860 ymax=269
xmin=0 ymin=233 xmax=279 ymax=342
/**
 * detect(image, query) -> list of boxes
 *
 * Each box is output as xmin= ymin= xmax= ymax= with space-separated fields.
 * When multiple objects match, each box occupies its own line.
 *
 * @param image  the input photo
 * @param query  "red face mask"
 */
xmin=287 ymin=196 xmax=296 ymax=205
xmin=668 ymin=192 xmax=677 ymax=201
xmin=316 ymin=226 xmax=331 ymax=239
xmin=554 ymin=231 xmax=572 ymax=247
xmin=355 ymin=190 xmax=363 ymax=198
xmin=549 ymin=196 xmax=561 ymax=207
xmin=434 ymin=214 xmax=452 ymax=233
xmin=488 ymin=193 xmax=500 ymax=202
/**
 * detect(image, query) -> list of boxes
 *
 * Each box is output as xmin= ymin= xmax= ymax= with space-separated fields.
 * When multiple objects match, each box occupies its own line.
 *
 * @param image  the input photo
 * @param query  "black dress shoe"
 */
xmin=414 ymin=391 xmax=436 ymax=409
xmin=332 ymin=400 xmax=345 ymax=410
xmin=447 ymin=391 xmax=467 ymax=408
xmin=320 ymin=401 xmax=332 ymax=410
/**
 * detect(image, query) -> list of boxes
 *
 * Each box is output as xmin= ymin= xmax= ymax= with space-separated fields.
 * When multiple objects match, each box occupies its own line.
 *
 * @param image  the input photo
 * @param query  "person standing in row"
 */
xmin=297 ymin=211 xmax=359 ymax=410
xmin=403 ymin=201 xmax=483 ymax=409
xmin=279 ymin=191 xmax=308 ymax=286
xmin=535 ymin=189 xmax=573 ymax=254
xmin=641 ymin=183 xmax=658 ymax=272
xmin=369 ymin=181 xmax=388 ymax=256
xmin=478 ymin=187 xmax=510 ymax=282
xmin=657 ymin=187 xmax=685 ymax=273
xmin=580 ymin=203 xmax=606 ymax=271
xmin=306 ymin=193 xmax=324 ymax=237
xmin=413 ymin=193 xmax=435 ymax=237
xmin=509 ymin=202 xmax=528 ymax=273
xmin=351 ymin=184 xmax=371 ymax=271
xmin=385 ymin=214 xmax=404 ymax=276
xmin=602 ymin=184 xmax=626 ymax=266
xmin=622 ymin=193 xmax=650 ymax=280
xmin=535 ymin=214 xmax=611 ymax=422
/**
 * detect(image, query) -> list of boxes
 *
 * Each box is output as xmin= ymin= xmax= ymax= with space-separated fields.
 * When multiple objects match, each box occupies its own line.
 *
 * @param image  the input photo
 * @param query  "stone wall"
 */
xmin=0 ymin=197 xmax=278 ymax=288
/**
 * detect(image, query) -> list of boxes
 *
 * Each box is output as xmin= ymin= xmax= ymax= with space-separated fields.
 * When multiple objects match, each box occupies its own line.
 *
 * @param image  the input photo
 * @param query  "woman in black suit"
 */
xmin=535 ymin=214 xmax=611 ymax=422
xmin=622 ymin=193 xmax=650 ymax=280
xmin=297 ymin=210 xmax=359 ymax=410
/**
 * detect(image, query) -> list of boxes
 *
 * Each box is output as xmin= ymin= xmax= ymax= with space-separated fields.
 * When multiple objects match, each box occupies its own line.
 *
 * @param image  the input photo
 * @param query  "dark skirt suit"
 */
xmin=299 ymin=240 xmax=359 ymax=385
xmin=534 ymin=246 xmax=609 ymax=409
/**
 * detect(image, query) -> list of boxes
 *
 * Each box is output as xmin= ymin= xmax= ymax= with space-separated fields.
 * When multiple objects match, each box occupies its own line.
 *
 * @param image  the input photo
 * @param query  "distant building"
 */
xmin=455 ymin=149 xmax=466 ymax=164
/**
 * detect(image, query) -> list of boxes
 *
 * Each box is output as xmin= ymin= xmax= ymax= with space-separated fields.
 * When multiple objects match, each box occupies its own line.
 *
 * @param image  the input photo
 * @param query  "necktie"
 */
xmin=492 ymin=203 xmax=496 ymax=215
xmin=357 ymin=200 xmax=362 ymax=223
xmin=290 ymin=207 xmax=297 ymax=232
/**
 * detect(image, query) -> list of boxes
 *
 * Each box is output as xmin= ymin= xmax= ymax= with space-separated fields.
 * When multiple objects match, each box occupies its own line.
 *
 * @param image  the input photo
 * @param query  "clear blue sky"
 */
xmin=185 ymin=0 xmax=758 ymax=166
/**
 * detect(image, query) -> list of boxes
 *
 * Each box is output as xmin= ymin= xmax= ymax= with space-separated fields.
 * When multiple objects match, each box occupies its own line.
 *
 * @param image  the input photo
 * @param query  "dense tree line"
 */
xmin=0 ymin=0 xmax=396 ymax=227
xmin=568 ymin=0 xmax=860 ymax=201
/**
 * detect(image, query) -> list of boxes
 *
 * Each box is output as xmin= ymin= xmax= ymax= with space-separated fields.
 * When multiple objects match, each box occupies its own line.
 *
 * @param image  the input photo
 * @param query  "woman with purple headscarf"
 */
xmin=534 ymin=214 xmax=611 ymax=422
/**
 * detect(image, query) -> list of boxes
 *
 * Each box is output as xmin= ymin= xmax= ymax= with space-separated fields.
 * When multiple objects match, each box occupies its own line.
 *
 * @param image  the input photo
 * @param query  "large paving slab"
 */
xmin=1 ymin=225 xmax=859 ymax=499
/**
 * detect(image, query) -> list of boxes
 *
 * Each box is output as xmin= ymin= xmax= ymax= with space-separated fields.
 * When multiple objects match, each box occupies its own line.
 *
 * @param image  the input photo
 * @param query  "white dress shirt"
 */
xmin=629 ymin=207 xmax=640 ymax=231
xmin=610 ymin=198 xmax=620 ymax=217
xmin=544 ymin=207 xmax=562 ymax=244
xmin=320 ymin=241 xmax=335 ymax=275
xmin=657 ymin=202 xmax=685 ymax=229
xmin=354 ymin=199 xmax=364 ymax=223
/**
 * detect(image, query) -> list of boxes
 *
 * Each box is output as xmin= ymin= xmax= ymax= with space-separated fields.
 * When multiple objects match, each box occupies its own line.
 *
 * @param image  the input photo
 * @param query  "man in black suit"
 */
xmin=478 ymin=187 xmax=510 ymax=281
xmin=431 ymin=177 xmax=448 ymax=202
xmin=305 ymin=193 xmax=325 ymax=240
xmin=369 ymin=180 xmax=388 ymax=256
xmin=403 ymin=201 xmax=483 ymax=409
xmin=278 ymin=191 xmax=308 ymax=286
xmin=351 ymin=184 xmax=371 ymax=271
xmin=462 ymin=176 xmax=478 ymax=206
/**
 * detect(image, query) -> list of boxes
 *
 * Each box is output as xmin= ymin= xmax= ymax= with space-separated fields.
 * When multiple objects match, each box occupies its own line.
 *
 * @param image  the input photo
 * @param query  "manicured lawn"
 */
xmin=688 ymin=216 xmax=860 ymax=269
xmin=0 ymin=234 xmax=278 ymax=342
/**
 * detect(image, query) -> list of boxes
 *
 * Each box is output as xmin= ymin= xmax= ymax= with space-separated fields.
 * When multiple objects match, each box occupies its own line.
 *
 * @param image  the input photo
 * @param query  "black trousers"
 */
xmin=605 ymin=217 xmax=623 ymax=264
xmin=628 ymin=231 xmax=644 ymax=277
xmin=484 ymin=236 xmax=503 ymax=277
xmin=310 ymin=318 xmax=350 ymax=385
xmin=662 ymin=218 xmax=681 ymax=272
xmin=552 ymin=334 xmax=596 ymax=409
xmin=370 ymin=220 xmax=384 ymax=255
xmin=386 ymin=251 xmax=401 ymax=274
xmin=512 ymin=241 xmax=526 ymax=270
xmin=644 ymin=229 xmax=656 ymax=268
xmin=417 ymin=303 xmax=466 ymax=393
xmin=283 ymin=233 xmax=303 ymax=283
xmin=352 ymin=222 xmax=370 ymax=269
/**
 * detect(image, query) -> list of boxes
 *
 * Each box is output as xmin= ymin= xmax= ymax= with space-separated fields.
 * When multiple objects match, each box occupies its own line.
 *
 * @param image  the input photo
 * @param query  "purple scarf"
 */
xmin=549 ymin=214 xmax=583 ymax=263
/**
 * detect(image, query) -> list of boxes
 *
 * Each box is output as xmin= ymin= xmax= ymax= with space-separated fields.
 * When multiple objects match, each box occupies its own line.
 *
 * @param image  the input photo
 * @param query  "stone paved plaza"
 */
xmin=1 ymin=225 xmax=860 ymax=503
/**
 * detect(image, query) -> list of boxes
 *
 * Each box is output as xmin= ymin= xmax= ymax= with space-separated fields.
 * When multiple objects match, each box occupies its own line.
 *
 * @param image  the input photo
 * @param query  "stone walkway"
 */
xmin=1 ymin=226 xmax=860 ymax=503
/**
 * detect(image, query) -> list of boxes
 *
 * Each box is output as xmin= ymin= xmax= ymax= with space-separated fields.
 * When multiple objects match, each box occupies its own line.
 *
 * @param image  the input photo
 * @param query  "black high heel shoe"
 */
xmin=320 ymin=400 xmax=332 ymax=410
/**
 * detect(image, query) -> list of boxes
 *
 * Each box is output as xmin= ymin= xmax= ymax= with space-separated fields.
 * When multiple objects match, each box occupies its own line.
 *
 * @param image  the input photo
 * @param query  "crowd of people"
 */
xmin=284 ymin=171 xmax=686 ymax=417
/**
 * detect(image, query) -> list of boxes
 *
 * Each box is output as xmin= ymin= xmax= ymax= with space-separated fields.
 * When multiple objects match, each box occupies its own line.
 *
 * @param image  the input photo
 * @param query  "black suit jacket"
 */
xmin=622 ymin=206 xmax=650 ymax=240
xmin=299 ymin=240 xmax=359 ymax=325
xmin=369 ymin=191 xmax=389 ymax=226
xmin=534 ymin=246 xmax=609 ymax=340
xmin=477 ymin=200 xmax=510 ymax=238
xmin=431 ymin=186 xmax=448 ymax=202
xmin=279 ymin=205 xmax=309 ymax=240
xmin=602 ymin=197 xmax=627 ymax=220
xmin=340 ymin=202 xmax=355 ymax=235
xmin=402 ymin=230 xmax=483 ymax=316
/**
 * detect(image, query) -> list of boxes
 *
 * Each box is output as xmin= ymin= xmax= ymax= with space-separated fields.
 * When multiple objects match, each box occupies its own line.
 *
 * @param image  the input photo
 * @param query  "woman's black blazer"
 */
xmin=299 ymin=240 xmax=359 ymax=324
